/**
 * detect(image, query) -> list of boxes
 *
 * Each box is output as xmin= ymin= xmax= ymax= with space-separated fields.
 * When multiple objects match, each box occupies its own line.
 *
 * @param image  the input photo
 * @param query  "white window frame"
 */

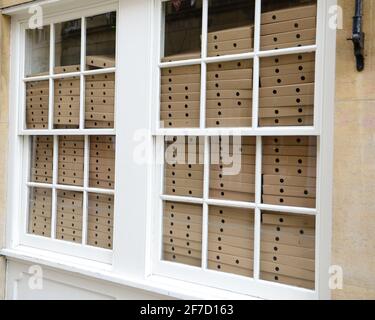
xmin=150 ymin=0 xmax=336 ymax=300
xmin=4 ymin=0 xmax=335 ymax=300
xmin=7 ymin=0 xmax=119 ymax=264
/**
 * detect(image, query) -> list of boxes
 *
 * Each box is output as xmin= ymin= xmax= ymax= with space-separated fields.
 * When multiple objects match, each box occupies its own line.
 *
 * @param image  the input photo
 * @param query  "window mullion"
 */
xmin=48 ymin=23 xmax=55 ymax=131
xmin=252 ymin=0 xmax=262 ymax=130
xmin=199 ymin=0 xmax=208 ymax=129
xmin=201 ymin=136 xmax=210 ymax=270
xmin=82 ymin=135 xmax=90 ymax=245
xmin=80 ymin=17 xmax=87 ymax=130
xmin=51 ymin=135 xmax=59 ymax=239
xmin=253 ymin=136 xmax=263 ymax=280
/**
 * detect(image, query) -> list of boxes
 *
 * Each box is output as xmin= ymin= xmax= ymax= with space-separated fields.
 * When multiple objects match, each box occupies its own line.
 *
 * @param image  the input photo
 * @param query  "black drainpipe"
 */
xmin=348 ymin=0 xmax=365 ymax=71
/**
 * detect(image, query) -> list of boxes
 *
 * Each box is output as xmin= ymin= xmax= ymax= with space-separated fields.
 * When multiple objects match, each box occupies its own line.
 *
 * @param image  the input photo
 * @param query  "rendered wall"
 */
xmin=332 ymin=0 xmax=375 ymax=299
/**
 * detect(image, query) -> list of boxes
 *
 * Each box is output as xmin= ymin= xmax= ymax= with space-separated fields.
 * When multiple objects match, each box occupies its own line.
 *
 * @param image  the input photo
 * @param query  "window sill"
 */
xmin=1 ymin=246 xmax=261 ymax=300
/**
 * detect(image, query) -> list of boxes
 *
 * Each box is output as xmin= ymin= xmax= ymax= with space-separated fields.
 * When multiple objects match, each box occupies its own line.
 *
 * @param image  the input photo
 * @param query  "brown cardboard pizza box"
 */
xmin=261 ymin=28 xmax=316 ymax=47
xmin=164 ymin=243 xmax=202 ymax=259
xmin=86 ymin=55 xmax=115 ymax=69
xmin=54 ymin=65 xmax=80 ymax=74
xmin=259 ymin=115 xmax=313 ymax=126
xmin=165 ymin=177 xmax=203 ymax=189
xmin=89 ymin=141 xmax=115 ymax=151
xmin=261 ymin=16 xmax=316 ymax=36
xmin=163 ymin=211 xmax=202 ymax=225
xmin=161 ymin=65 xmax=200 ymax=76
xmin=261 ymin=52 xmax=315 ymax=67
xmin=163 ymin=252 xmax=201 ymax=267
xmin=260 ymin=272 xmax=314 ymax=289
xmin=262 ymin=165 xmax=316 ymax=177
xmin=161 ymin=83 xmax=201 ymax=94
xmin=208 ymin=251 xmax=253 ymax=270
xmin=86 ymin=73 xmax=115 ymax=82
xmin=163 ymin=236 xmax=202 ymax=251
xmin=26 ymin=80 xmax=49 ymax=90
xmin=85 ymin=96 xmax=115 ymax=105
xmin=55 ymin=87 xmax=80 ymax=96
xmin=263 ymin=136 xmax=317 ymax=146
xmin=259 ymin=83 xmax=314 ymax=97
xmin=207 ymin=89 xmax=252 ymax=100
xmin=85 ymin=112 xmax=115 ymax=122
xmin=161 ymin=118 xmax=200 ymax=128
xmin=206 ymin=108 xmax=251 ymax=119
xmin=263 ymin=174 xmax=316 ymax=188
xmin=208 ymin=261 xmax=253 ymax=277
xmin=262 ymin=229 xmax=315 ymax=249
xmin=260 ymin=61 xmax=315 ymax=77
xmin=161 ymin=74 xmax=201 ymax=85
xmin=262 ymin=195 xmax=316 ymax=208
xmin=208 ymin=38 xmax=252 ymax=55
xmin=262 ymin=212 xmax=315 ymax=228
xmin=207 ymin=69 xmax=252 ymax=81
xmin=86 ymin=80 xmax=115 ymax=89
xmin=164 ymin=227 xmax=202 ymax=243
xmin=210 ymin=179 xmax=255 ymax=194
xmin=261 ymin=5 xmax=317 ymax=25
xmin=208 ymin=25 xmax=252 ymax=43
xmin=207 ymin=79 xmax=252 ymax=90
xmin=165 ymin=185 xmax=203 ymax=198
xmin=261 ymin=39 xmax=315 ymax=51
xmin=260 ymin=260 xmax=315 ymax=281
xmin=208 ymin=241 xmax=253 ymax=259
xmin=86 ymin=104 xmax=115 ymax=113
xmin=263 ymin=145 xmax=317 ymax=157
xmin=208 ymin=48 xmax=252 ymax=57
xmin=161 ymin=52 xmax=201 ymax=63
xmin=262 ymin=154 xmax=316 ymax=167
xmin=261 ymin=72 xmax=315 ymax=87
xmin=260 ymin=95 xmax=314 ymax=108
xmin=209 ymin=170 xmax=255 ymax=184
xmin=163 ymin=219 xmax=202 ymax=234
xmin=206 ymin=98 xmax=251 ymax=109
xmin=207 ymin=117 xmax=252 ymax=127
xmin=85 ymin=121 xmax=114 ymax=128
xmin=210 ymin=189 xmax=255 ymax=202
xmin=161 ymin=92 xmax=201 ymax=102
xmin=85 ymin=88 xmax=115 ymax=97
xmin=261 ymin=240 xmax=315 ymax=259
xmin=27 ymin=95 xmax=49 ymax=103
xmin=161 ymin=101 xmax=200 ymax=111
xmin=208 ymin=60 xmax=252 ymax=72
xmin=161 ymin=110 xmax=200 ymax=121
xmin=259 ymin=106 xmax=314 ymax=118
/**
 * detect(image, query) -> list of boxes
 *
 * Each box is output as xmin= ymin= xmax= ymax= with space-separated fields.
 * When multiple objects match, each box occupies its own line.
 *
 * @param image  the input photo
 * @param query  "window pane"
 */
xmin=56 ymin=190 xmax=83 ymax=243
xmin=85 ymin=73 xmax=115 ymax=129
xmin=260 ymin=0 xmax=317 ymax=50
xmin=262 ymin=136 xmax=317 ymax=208
xmin=206 ymin=60 xmax=253 ymax=127
xmin=163 ymin=201 xmax=203 ymax=267
xmin=208 ymin=206 xmax=254 ymax=277
xmin=260 ymin=211 xmax=315 ymax=290
xmin=30 ymin=136 xmax=53 ymax=184
xmin=164 ymin=136 xmax=204 ymax=198
xmin=87 ymin=193 xmax=114 ymax=249
xmin=54 ymin=77 xmax=80 ymax=129
xmin=58 ymin=136 xmax=84 ymax=187
xmin=160 ymin=65 xmax=201 ymax=128
xmin=209 ymin=136 xmax=255 ymax=202
xmin=259 ymin=53 xmax=315 ymax=127
xmin=55 ymin=19 xmax=81 ymax=73
xmin=86 ymin=12 xmax=116 ymax=70
xmin=25 ymin=26 xmax=50 ymax=77
xmin=89 ymin=136 xmax=116 ymax=190
xmin=28 ymin=187 xmax=52 ymax=238
xmin=207 ymin=0 xmax=255 ymax=57
xmin=162 ymin=0 xmax=202 ymax=62
xmin=26 ymin=80 xmax=49 ymax=129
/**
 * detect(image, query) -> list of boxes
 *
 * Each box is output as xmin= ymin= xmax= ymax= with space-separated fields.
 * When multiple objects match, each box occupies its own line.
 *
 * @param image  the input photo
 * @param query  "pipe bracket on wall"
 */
xmin=347 ymin=0 xmax=365 ymax=71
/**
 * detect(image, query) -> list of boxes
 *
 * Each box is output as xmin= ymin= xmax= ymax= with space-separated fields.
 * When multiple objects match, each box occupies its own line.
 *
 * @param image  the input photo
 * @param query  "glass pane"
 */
xmin=162 ymin=0 xmax=202 ymax=62
xmin=262 ymin=136 xmax=317 ymax=208
xmin=30 ymin=136 xmax=53 ymax=184
xmin=209 ymin=136 xmax=255 ymax=202
xmin=89 ymin=136 xmax=116 ymax=190
xmin=164 ymin=136 xmax=204 ymax=198
xmin=86 ymin=12 xmax=116 ymax=70
xmin=85 ymin=73 xmax=115 ymax=129
xmin=260 ymin=0 xmax=317 ymax=50
xmin=259 ymin=53 xmax=315 ymax=127
xmin=87 ymin=193 xmax=114 ymax=249
xmin=54 ymin=77 xmax=80 ymax=129
xmin=260 ymin=211 xmax=315 ymax=290
xmin=160 ymin=65 xmax=201 ymax=128
xmin=25 ymin=26 xmax=50 ymax=77
xmin=206 ymin=59 xmax=253 ymax=127
xmin=28 ymin=187 xmax=52 ymax=238
xmin=26 ymin=80 xmax=49 ymax=129
xmin=55 ymin=19 xmax=81 ymax=73
xmin=207 ymin=0 xmax=255 ymax=57
xmin=56 ymin=190 xmax=83 ymax=243
xmin=163 ymin=201 xmax=203 ymax=267
xmin=208 ymin=206 xmax=254 ymax=277
xmin=58 ymin=136 xmax=84 ymax=187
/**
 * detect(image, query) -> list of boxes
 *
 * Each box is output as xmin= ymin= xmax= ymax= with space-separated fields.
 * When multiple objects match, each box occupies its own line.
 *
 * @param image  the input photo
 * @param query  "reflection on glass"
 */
xmin=260 ymin=0 xmax=317 ymax=50
xmin=162 ymin=0 xmax=202 ymax=62
xmin=25 ymin=26 xmax=50 ymax=77
xmin=207 ymin=0 xmax=255 ymax=57
xmin=86 ymin=12 xmax=116 ymax=70
xmin=55 ymin=19 xmax=81 ymax=73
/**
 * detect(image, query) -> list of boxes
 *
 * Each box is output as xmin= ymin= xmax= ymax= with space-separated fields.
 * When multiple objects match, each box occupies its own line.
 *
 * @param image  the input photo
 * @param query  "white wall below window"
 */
xmin=6 ymin=260 xmax=171 ymax=300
